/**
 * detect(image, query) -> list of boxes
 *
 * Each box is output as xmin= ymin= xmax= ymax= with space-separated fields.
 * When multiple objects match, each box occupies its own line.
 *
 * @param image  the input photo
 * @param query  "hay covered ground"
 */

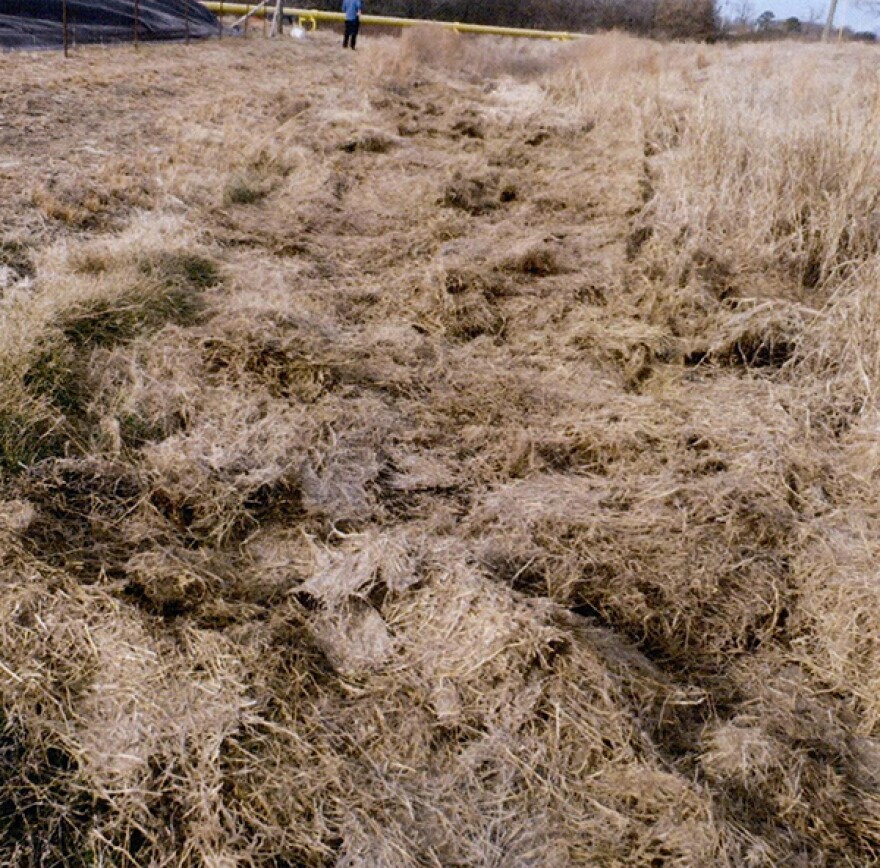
xmin=2 ymin=27 xmax=880 ymax=866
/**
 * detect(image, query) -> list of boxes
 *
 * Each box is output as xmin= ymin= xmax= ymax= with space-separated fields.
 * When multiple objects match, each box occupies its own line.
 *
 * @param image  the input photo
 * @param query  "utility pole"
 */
xmin=822 ymin=0 xmax=839 ymax=40
xmin=837 ymin=0 xmax=849 ymax=39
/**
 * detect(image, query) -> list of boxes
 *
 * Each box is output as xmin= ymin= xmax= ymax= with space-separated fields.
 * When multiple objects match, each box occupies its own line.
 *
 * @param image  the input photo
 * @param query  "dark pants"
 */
xmin=343 ymin=18 xmax=359 ymax=48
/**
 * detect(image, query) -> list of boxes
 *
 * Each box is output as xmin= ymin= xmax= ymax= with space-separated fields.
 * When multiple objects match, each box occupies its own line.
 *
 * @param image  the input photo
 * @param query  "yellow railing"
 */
xmin=201 ymin=3 xmax=589 ymax=40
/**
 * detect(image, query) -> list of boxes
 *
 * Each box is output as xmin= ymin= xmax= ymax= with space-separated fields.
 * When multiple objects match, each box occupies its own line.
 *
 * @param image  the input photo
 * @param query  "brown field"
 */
xmin=2 ymin=28 xmax=880 ymax=866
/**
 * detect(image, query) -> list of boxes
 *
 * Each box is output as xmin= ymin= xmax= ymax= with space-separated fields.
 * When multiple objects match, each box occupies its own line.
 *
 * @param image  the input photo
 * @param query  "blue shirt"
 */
xmin=342 ymin=0 xmax=362 ymax=20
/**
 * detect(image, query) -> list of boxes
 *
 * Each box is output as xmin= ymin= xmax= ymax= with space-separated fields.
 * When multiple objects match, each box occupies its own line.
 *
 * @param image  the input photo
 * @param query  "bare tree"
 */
xmin=301 ymin=0 xmax=720 ymax=37
xmin=806 ymin=3 xmax=825 ymax=23
xmin=729 ymin=0 xmax=755 ymax=25
xmin=853 ymin=0 xmax=880 ymax=18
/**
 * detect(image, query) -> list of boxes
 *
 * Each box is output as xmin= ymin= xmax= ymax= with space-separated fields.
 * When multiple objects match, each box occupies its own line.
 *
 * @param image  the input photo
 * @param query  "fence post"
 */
xmin=134 ymin=0 xmax=140 ymax=47
xmin=270 ymin=0 xmax=283 ymax=36
xmin=62 ymin=0 xmax=69 ymax=56
xmin=185 ymin=0 xmax=190 ymax=43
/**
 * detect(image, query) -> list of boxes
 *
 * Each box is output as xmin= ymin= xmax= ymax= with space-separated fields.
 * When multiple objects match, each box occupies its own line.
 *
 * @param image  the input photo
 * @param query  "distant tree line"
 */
xmin=312 ymin=0 xmax=719 ymax=39
xmin=721 ymin=4 xmax=878 ymax=41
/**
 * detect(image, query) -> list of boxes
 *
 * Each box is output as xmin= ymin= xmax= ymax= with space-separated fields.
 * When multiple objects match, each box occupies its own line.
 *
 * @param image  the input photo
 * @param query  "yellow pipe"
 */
xmin=201 ymin=3 xmax=588 ymax=40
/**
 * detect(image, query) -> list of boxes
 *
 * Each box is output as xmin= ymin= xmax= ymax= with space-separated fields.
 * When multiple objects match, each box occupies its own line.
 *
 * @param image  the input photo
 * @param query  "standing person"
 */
xmin=342 ymin=0 xmax=362 ymax=49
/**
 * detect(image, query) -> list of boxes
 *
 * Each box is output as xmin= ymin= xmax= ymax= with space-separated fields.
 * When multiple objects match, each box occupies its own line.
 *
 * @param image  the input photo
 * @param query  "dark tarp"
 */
xmin=0 ymin=0 xmax=221 ymax=49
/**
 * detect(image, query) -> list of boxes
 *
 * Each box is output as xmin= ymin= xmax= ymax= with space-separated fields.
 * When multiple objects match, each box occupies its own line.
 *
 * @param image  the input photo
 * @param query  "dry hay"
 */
xmin=1 ymin=28 xmax=880 ymax=868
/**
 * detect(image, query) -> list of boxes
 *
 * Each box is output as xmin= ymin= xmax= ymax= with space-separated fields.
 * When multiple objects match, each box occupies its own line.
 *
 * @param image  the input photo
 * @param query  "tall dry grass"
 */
xmin=2 ymin=30 xmax=880 ymax=868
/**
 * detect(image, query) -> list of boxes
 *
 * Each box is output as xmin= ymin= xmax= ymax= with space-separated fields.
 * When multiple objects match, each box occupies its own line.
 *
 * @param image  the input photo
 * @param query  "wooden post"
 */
xmin=134 ymin=0 xmax=140 ymax=48
xmin=185 ymin=0 xmax=190 ymax=43
xmin=62 ymin=0 xmax=69 ymax=56
xmin=270 ymin=0 xmax=283 ymax=36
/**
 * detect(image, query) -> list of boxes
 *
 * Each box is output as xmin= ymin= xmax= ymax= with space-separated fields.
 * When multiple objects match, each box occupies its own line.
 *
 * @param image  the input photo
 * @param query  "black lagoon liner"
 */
xmin=0 ymin=0 xmax=221 ymax=49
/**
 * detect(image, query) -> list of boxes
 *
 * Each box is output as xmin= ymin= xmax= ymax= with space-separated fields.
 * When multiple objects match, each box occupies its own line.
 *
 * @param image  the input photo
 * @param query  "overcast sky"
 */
xmin=722 ymin=0 xmax=879 ymax=32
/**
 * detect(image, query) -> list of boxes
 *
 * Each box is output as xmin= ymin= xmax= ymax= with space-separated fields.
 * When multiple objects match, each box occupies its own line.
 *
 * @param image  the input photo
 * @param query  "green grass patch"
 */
xmin=223 ymin=175 xmax=269 ymax=206
xmin=22 ymin=343 xmax=88 ymax=415
xmin=0 ymin=268 xmax=213 ymax=471
xmin=138 ymin=251 xmax=221 ymax=291
xmin=57 ymin=284 xmax=206 ymax=352
xmin=0 ymin=407 xmax=63 ymax=470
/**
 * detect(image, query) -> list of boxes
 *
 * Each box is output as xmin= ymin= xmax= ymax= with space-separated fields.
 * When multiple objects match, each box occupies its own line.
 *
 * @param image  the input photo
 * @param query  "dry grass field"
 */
xmin=2 ymin=27 xmax=880 ymax=866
